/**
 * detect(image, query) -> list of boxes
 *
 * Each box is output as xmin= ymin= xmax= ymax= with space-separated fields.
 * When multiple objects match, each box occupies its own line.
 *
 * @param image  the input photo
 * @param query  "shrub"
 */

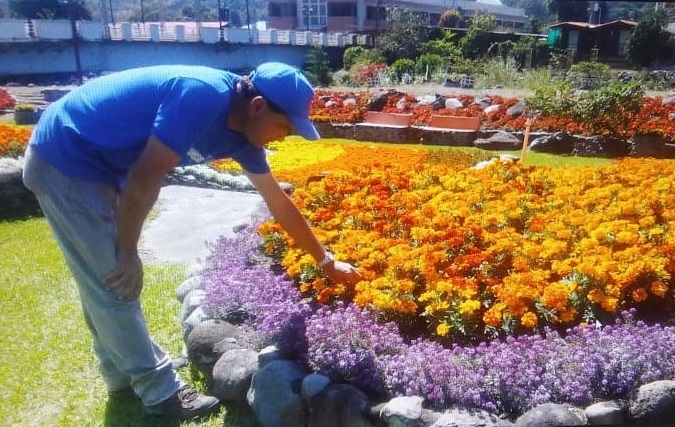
xmin=567 ymin=61 xmax=613 ymax=90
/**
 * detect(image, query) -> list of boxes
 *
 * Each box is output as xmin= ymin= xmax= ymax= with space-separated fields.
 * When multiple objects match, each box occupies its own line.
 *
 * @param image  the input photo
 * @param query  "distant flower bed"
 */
xmin=309 ymin=89 xmax=675 ymax=142
xmin=0 ymin=88 xmax=16 ymax=111
xmin=203 ymin=221 xmax=675 ymax=417
xmin=0 ymin=124 xmax=32 ymax=158
xmin=212 ymin=139 xmax=491 ymax=186
xmin=260 ymin=158 xmax=675 ymax=344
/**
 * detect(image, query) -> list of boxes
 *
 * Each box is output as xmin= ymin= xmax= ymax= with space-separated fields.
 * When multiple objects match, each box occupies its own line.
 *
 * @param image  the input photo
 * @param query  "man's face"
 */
xmin=243 ymin=97 xmax=294 ymax=148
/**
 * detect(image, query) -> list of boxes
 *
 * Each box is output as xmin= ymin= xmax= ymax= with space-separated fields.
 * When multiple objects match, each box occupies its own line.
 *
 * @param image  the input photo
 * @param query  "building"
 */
xmin=267 ymin=0 xmax=526 ymax=33
xmin=547 ymin=20 xmax=637 ymax=63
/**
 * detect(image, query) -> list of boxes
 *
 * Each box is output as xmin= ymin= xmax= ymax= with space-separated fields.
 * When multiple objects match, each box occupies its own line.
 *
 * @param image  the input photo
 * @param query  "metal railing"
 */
xmin=0 ymin=19 xmax=371 ymax=47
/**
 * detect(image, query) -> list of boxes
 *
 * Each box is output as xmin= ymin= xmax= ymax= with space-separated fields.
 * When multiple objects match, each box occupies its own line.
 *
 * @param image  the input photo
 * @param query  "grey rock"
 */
xmin=186 ymin=319 xmax=239 ymax=376
xmin=213 ymin=337 xmax=242 ymax=354
xmin=182 ymin=306 xmax=211 ymax=340
xmin=515 ymin=403 xmax=586 ymax=427
xmin=432 ymin=406 xmax=513 ymax=427
xmin=0 ymin=157 xmax=40 ymax=219
xmin=307 ymin=384 xmax=373 ymax=427
xmin=484 ymin=105 xmax=501 ymax=114
xmin=247 ymin=360 xmax=309 ymax=427
xmin=506 ymin=101 xmax=525 ymax=117
xmin=179 ymin=288 xmax=206 ymax=323
xmin=474 ymin=131 xmax=521 ymax=150
xmin=529 ymin=132 xmax=575 ymax=154
xmin=417 ymin=95 xmax=438 ymax=106
xmin=572 ymin=135 xmax=630 ymax=158
xmin=445 ymin=98 xmax=464 ymax=110
xmin=211 ymin=348 xmax=260 ymax=403
xmin=258 ymin=345 xmax=285 ymax=366
xmin=380 ymin=396 xmax=425 ymax=426
xmin=584 ymin=400 xmax=625 ymax=425
xmin=176 ymin=276 xmax=203 ymax=303
xmin=628 ymin=380 xmax=675 ymax=424
xmin=301 ymin=373 xmax=331 ymax=400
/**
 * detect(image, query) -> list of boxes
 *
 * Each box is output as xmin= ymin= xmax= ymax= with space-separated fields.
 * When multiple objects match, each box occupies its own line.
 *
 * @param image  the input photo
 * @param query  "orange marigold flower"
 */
xmin=631 ymin=287 xmax=649 ymax=302
xmin=650 ymin=280 xmax=668 ymax=298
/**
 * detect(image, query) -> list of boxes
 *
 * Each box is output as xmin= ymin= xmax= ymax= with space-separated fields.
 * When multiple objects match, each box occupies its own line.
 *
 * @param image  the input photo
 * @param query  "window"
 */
xmin=329 ymin=2 xmax=356 ymax=17
xmin=269 ymin=2 xmax=297 ymax=17
xmin=300 ymin=0 xmax=327 ymax=29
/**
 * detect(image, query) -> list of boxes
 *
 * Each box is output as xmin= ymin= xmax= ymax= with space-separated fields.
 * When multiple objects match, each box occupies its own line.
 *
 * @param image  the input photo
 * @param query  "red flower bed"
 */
xmin=0 ymin=88 xmax=16 ymax=111
xmin=309 ymin=89 xmax=675 ymax=141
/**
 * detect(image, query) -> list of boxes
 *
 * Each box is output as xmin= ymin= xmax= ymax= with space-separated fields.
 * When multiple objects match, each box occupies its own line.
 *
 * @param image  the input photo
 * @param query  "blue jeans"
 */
xmin=22 ymin=147 xmax=180 ymax=406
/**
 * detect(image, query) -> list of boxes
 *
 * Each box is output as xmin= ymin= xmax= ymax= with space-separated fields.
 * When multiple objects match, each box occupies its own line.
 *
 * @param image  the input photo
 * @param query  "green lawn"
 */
xmin=0 ymin=217 xmax=258 ymax=426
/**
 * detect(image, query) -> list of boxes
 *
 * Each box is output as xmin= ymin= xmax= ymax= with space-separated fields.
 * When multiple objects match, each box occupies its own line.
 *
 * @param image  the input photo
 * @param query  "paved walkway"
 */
xmin=139 ymin=185 xmax=267 ymax=267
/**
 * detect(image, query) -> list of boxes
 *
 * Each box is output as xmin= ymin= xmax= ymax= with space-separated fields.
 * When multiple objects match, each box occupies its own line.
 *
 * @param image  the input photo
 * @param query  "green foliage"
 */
xmin=626 ymin=8 xmax=675 ymax=68
xmin=572 ymin=81 xmax=644 ymax=139
xmin=390 ymin=58 xmax=415 ymax=83
xmin=342 ymin=46 xmax=384 ymax=71
xmin=376 ymin=8 xmax=430 ymax=63
xmin=416 ymin=53 xmax=443 ymax=80
xmin=475 ymin=57 xmax=521 ymax=89
xmin=525 ymin=78 xmax=575 ymax=118
xmin=305 ymin=46 xmax=333 ymax=87
xmin=459 ymin=11 xmax=497 ymax=60
xmin=567 ymin=61 xmax=613 ymax=89
xmin=421 ymin=30 xmax=462 ymax=64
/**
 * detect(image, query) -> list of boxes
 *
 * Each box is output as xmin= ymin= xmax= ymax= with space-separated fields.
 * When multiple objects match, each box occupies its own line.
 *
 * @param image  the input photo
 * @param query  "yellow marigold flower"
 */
xmin=436 ymin=322 xmax=451 ymax=337
xmin=650 ymin=280 xmax=668 ymax=298
xmin=521 ymin=311 xmax=538 ymax=328
xmin=615 ymin=230 xmax=638 ymax=246
xmin=458 ymin=299 xmax=481 ymax=316
xmin=631 ymin=287 xmax=649 ymax=303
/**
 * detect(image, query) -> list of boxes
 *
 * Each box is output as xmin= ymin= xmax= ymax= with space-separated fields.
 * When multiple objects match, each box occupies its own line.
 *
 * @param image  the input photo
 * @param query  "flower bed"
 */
xmin=0 ymin=123 xmax=32 ymax=158
xmin=310 ymin=89 xmax=675 ymax=143
xmin=202 ymin=220 xmax=675 ymax=418
xmin=260 ymin=158 xmax=675 ymax=344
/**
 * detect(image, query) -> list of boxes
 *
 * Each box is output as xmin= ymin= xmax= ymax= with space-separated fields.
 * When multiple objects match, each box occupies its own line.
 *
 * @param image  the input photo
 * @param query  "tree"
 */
xmin=438 ymin=9 xmax=460 ymax=28
xmin=459 ymin=11 xmax=496 ymax=60
xmin=305 ymin=46 xmax=332 ymax=86
xmin=376 ymin=8 xmax=430 ymax=63
xmin=9 ymin=0 xmax=92 ymax=19
xmin=626 ymin=8 xmax=674 ymax=68
xmin=546 ymin=0 xmax=589 ymax=22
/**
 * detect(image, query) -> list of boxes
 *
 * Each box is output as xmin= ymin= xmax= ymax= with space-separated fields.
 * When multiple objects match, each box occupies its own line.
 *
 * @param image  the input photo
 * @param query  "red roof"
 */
xmin=548 ymin=19 xmax=637 ymax=30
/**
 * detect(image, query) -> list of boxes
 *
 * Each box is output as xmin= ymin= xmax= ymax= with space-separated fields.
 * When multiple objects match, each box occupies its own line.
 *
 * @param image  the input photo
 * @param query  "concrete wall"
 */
xmin=0 ymin=40 xmax=345 ymax=78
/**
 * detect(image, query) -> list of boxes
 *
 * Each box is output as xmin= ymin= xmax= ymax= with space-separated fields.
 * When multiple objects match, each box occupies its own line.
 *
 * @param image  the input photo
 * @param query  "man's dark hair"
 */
xmin=234 ymin=75 xmax=285 ymax=114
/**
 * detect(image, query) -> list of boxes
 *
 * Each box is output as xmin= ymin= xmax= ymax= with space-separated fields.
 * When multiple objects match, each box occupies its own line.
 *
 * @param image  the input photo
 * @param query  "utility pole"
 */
xmin=246 ymin=0 xmax=252 ymax=42
xmin=109 ymin=0 xmax=115 ymax=24
xmin=140 ymin=0 xmax=145 ymax=22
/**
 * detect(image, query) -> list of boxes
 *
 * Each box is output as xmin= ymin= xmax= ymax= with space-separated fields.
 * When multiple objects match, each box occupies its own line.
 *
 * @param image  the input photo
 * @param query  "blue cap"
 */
xmin=250 ymin=62 xmax=320 ymax=141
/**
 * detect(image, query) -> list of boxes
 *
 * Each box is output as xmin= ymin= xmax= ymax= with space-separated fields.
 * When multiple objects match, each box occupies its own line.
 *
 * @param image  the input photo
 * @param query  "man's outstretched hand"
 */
xmin=103 ymin=250 xmax=144 ymax=301
xmin=323 ymin=260 xmax=363 ymax=286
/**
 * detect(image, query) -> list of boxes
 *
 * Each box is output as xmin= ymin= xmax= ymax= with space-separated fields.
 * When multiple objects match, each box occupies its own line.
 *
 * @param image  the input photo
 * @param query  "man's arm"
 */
xmin=245 ymin=171 xmax=362 ymax=285
xmin=104 ymin=136 xmax=181 ymax=300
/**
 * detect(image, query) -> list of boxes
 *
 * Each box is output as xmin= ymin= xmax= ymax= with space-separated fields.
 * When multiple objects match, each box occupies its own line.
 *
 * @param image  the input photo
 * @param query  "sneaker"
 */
xmin=144 ymin=385 xmax=220 ymax=420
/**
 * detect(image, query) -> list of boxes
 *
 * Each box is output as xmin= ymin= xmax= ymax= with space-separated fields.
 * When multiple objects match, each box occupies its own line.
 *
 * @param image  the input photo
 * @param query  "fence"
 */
xmin=0 ymin=19 xmax=370 ymax=48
